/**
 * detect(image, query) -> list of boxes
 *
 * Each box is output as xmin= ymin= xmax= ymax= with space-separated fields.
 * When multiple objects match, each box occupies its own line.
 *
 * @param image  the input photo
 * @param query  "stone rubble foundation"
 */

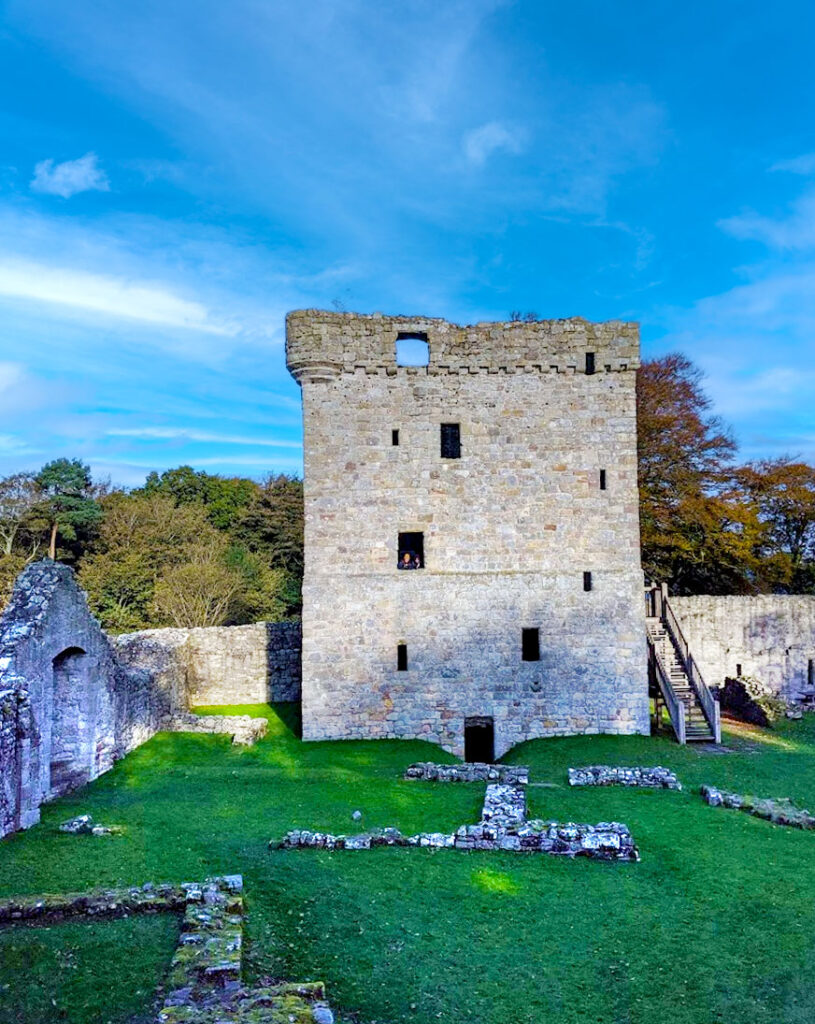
xmin=700 ymin=785 xmax=815 ymax=829
xmin=58 ymin=814 xmax=121 ymax=836
xmin=404 ymin=762 xmax=529 ymax=785
xmin=0 ymin=875 xmax=335 ymax=1023
xmin=274 ymin=782 xmax=639 ymax=862
xmin=568 ymin=766 xmax=682 ymax=790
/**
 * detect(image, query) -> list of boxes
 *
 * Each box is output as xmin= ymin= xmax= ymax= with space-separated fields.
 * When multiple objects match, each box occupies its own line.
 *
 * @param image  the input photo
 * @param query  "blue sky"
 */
xmin=1 ymin=0 xmax=815 ymax=485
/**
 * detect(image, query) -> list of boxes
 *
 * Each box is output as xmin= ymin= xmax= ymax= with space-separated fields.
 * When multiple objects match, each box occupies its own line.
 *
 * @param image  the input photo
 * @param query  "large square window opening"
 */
xmin=398 ymin=532 xmax=424 ymax=570
xmin=441 ymin=423 xmax=461 ymax=459
xmin=396 ymin=332 xmax=430 ymax=367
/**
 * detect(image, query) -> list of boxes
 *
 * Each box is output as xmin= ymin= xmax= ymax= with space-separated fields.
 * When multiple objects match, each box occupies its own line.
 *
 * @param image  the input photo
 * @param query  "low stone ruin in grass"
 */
xmin=0 ymin=875 xmax=336 ymax=1024
xmin=404 ymin=762 xmax=529 ymax=785
xmin=58 ymin=814 xmax=122 ymax=836
xmin=700 ymin=785 xmax=815 ymax=830
xmin=167 ymin=712 xmax=268 ymax=745
xmin=273 ymin=781 xmax=639 ymax=862
xmin=568 ymin=766 xmax=682 ymax=790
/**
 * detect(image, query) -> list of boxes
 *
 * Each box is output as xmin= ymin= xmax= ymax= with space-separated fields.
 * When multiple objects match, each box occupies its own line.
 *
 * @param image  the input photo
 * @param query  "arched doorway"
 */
xmin=50 ymin=647 xmax=93 ymax=797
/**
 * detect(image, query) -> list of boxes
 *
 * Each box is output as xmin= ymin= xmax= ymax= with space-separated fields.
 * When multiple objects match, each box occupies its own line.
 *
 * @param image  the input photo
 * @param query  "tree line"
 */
xmin=1 ymin=351 xmax=813 ymax=628
xmin=0 ymin=464 xmax=303 ymax=630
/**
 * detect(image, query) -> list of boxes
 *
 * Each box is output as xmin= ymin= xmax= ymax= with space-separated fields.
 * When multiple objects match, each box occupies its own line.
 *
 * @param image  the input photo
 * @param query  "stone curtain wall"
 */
xmin=0 ymin=562 xmax=174 ymax=838
xmin=288 ymin=310 xmax=650 ymax=757
xmin=113 ymin=621 xmax=301 ymax=706
xmin=670 ymin=596 xmax=815 ymax=700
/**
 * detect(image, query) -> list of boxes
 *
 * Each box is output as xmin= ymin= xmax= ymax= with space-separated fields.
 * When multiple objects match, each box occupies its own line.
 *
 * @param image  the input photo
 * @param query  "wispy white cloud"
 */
xmin=463 ymin=121 xmax=526 ymax=166
xmin=719 ymin=190 xmax=815 ymax=251
xmin=0 ymin=258 xmax=234 ymax=334
xmin=771 ymin=153 xmax=815 ymax=175
xmin=107 ymin=426 xmax=301 ymax=447
xmin=0 ymin=434 xmax=39 ymax=455
xmin=30 ymin=152 xmax=110 ymax=198
xmin=0 ymin=361 xmax=25 ymax=394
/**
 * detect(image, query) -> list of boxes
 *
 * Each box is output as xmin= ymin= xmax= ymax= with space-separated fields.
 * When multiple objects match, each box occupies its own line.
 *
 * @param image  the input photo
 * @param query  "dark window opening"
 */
xmin=392 ymin=429 xmax=400 ymax=446
xmin=583 ymin=571 xmax=593 ymax=592
xmin=599 ymin=469 xmax=606 ymax=490
xmin=398 ymin=531 xmax=424 ymax=570
xmin=397 ymin=644 xmax=408 ymax=671
xmin=808 ymin=659 xmax=813 ymax=687
xmin=585 ymin=352 xmax=596 ymax=375
xmin=736 ymin=664 xmax=742 ymax=678
xmin=441 ymin=423 xmax=461 ymax=459
xmin=522 ymin=627 xmax=540 ymax=662
xmin=396 ymin=332 xmax=430 ymax=366
xmin=464 ymin=717 xmax=495 ymax=764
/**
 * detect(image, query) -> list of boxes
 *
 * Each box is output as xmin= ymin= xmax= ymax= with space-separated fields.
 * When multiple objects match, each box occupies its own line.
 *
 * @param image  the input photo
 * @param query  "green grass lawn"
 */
xmin=2 ymin=704 xmax=815 ymax=1024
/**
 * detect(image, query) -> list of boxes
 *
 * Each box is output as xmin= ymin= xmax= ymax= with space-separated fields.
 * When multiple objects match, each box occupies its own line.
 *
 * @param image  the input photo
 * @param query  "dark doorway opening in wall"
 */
xmin=398 ymin=532 xmax=424 ymax=569
xmin=464 ymin=716 xmax=495 ymax=763
xmin=50 ymin=646 xmax=91 ymax=798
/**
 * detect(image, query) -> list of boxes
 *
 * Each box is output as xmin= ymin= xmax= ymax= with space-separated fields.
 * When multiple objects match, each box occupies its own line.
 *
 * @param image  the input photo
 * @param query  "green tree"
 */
xmin=232 ymin=474 xmax=303 ymax=615
xmin=0 ymin=473 xmax=40 ymax=556
xmin=153 ymin=541 xmax=244 ymax=627
xmin=140 ymin=466 xmax=259 ymax=530
xmin=35 ymin=459 xmax=102 ymax=560
xmin=79 ymin=492 xmax=217 ymax=630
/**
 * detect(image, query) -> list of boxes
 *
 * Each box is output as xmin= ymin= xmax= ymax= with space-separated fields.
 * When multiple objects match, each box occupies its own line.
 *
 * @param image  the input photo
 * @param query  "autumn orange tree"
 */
xmin=636 ymin=354 xmax=760 ymax=593
xmin=734 ymin=458 xmax=815 ymax=592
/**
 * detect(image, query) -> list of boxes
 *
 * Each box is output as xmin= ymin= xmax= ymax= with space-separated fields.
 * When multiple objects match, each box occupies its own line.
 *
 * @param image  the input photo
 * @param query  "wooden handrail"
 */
xmin=659 ymin=590 xmax=721 ymax=744
xmin=648 ymin=641 xmax=687 ymax=745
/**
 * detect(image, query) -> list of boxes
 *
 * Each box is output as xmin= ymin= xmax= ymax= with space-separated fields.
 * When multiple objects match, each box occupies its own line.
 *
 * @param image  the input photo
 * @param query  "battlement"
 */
xmin=286 ymin=309 xmax=640 ymax=382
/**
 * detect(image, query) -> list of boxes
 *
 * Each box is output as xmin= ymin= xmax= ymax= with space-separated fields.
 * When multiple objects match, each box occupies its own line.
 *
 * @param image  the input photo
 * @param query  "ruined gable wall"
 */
xmin=0 ymin=562 xmax=178 ymax=838
xmin=289 ymin=311 xmax=649 ymax=757
xmin=670 ymin=595 xmax=815 ymax=699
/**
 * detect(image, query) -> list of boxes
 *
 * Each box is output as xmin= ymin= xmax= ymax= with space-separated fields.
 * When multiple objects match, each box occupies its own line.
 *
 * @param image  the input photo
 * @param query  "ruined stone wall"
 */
xmin=288 ymin=311 xmax=649 ymax=757
xmin=113 ymin=621 xmax=301 ymax=706
xmin=670 ymin=595 xmax=815 ymax=700
xmin=0 ymin=562 xmax=174 ymax=837
xmin=0 ymin=563 xmax=301 ymax=840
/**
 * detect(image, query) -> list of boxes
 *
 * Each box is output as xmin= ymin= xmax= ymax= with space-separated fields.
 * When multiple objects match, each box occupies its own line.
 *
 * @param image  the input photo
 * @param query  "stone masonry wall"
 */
xmin=0 ymin=562 xmax=173 ymax=838
xmin=670 ymin=596 xmax=815 ymax=700
xmin=113 ymin=621 xmax=301 ymax=706
xmin=288 ymin=311 xmax=650 ymax=757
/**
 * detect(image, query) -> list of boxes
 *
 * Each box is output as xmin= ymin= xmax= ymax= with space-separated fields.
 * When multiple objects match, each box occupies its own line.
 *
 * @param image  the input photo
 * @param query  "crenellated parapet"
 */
xmin=286 ymin=309 xmax=640 ymax=382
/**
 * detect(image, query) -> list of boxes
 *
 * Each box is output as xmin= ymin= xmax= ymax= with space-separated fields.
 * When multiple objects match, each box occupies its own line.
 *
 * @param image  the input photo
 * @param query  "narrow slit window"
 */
xmin=585 ymin=352 xmax=596 ymax=375
xmin=396 ymin=332 xmax=429 ymax=366
xmin=583 ymin=571 xmax=593 ymax=592
xmin=808 ymin=659 xmax=813 ymax=687
xmin=398 ymin=532 xmax=424 ymax=570
xmin=736 ymin=664 xmax=742 ymax=678
xmin=392 ymin=429 xmax=399 ymax=446
xmin=599 ymin=469 xmax=606 ymax=490
xmin=397 ymin=644 xmax=408 ymax=671
xmin=440 ymin=423 xmax=461 ymax=459
xmin=522 ymin=628 xmax=540 ymax=662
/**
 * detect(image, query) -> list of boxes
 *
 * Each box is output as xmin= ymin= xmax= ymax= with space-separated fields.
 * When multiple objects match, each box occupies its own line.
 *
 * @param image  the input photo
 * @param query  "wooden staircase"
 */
xmin=645 ymin=585 xmax=721 ymax=745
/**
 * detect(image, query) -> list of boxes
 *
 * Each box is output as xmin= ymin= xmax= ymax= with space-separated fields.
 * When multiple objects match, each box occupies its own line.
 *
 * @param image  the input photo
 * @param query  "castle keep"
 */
xmin=287 ymin=310 xmax=650 ymax=758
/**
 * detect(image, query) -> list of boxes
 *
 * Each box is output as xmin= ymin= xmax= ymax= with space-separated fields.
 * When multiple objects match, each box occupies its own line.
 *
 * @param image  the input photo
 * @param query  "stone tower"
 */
xmin=286 ymin=310 xmax=649 ymax=759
